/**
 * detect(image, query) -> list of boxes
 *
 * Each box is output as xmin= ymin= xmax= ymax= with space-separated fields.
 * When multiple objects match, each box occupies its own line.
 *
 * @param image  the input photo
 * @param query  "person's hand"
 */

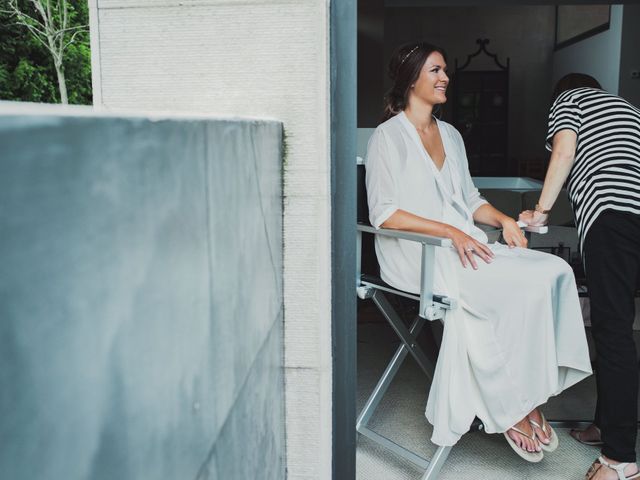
xmin=518 ymin=210 xmax=548 ymax=227
xmin=500 ymin=217 xmax=528 ymax=249
xmin=445 ymin=226 xmax=494 ymax=270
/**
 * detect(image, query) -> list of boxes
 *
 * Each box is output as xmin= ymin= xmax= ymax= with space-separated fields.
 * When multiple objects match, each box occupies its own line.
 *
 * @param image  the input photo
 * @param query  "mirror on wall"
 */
xmin=555 ymin=5 xmax=611 ymax=50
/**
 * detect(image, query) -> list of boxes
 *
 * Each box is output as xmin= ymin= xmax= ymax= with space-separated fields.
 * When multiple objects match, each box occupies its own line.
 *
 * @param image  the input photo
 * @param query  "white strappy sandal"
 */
xmin=503 ymin=426 xmax=544 ymax=463
xmin=586 ymin=456 xmax=640 ymax=480
xmin=529 ymin=411 xmax=559 ymax=452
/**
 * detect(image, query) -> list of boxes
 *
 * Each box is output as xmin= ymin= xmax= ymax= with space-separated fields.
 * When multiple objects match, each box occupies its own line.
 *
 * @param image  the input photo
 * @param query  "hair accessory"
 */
xmin=400 ymin=45 xmax=420 ymax=66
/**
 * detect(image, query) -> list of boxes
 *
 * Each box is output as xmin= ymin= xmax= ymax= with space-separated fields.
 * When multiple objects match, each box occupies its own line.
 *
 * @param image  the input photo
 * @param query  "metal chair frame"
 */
xmin=356 ymin=223 xmax=456 ymax=479
xmin=355 ymin=194 xmax=551 ymax=480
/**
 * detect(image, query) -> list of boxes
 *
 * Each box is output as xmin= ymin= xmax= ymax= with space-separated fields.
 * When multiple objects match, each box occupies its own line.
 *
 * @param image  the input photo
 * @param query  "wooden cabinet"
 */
xmin=451 ymin=39 xmax=510 ymax=176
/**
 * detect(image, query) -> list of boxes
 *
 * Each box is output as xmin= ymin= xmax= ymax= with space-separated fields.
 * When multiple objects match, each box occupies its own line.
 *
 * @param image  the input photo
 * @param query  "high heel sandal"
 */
xmin=586 ymin=457 xmax=640 ymax=480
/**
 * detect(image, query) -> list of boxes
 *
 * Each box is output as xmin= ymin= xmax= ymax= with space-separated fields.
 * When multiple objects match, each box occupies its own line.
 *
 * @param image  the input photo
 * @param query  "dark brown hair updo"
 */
xmin=551 ymin=73 xmax=602 ymax=103
xmin=382 ymin=41 xmax=447 ymax=123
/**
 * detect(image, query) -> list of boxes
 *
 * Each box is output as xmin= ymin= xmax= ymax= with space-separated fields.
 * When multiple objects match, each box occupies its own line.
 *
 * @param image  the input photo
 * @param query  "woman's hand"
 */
xmin=501 ymin=217 xmax=528 ymax=249
xmin=518 ymin=210 xmax=548 ymax=227
xmin=445 ymin=226 xmax=494 ymax=270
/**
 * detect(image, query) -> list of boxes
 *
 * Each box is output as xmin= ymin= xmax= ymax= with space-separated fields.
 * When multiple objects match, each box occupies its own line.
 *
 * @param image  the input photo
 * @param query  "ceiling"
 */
xmin=384 ymin=1 xmax=622 ymax=6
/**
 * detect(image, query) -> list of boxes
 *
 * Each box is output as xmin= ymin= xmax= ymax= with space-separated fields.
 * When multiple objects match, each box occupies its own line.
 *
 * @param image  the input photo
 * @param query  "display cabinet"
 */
xmin=452 ymin=39 xmax=510 ymax=176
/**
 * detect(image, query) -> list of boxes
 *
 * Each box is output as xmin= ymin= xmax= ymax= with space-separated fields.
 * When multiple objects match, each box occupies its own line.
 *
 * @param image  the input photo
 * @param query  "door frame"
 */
xmin=330 ymin=0 xmax=357 ymax=478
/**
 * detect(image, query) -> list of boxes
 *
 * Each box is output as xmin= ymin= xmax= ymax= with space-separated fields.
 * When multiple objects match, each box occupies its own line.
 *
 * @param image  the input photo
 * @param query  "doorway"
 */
xmin=350 ymin=1 xmax=639 ymax=479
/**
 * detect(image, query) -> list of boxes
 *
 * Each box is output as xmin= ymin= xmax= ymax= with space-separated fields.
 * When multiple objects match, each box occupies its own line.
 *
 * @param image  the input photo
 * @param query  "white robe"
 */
xmin=365 ymin=112 xmax=592 ymax=446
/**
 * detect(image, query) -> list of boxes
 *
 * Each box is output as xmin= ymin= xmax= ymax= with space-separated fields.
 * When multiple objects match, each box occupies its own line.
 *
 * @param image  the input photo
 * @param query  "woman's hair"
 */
xmin=551 ymin=73 xmax=601 ymax=103
xmin=381 ymin=41 xmax=447 ymax=123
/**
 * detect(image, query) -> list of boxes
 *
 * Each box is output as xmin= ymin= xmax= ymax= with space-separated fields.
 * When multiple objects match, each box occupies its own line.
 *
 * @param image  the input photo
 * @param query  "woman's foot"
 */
xmin=585 ymin=456 xmax=640 ymax=480
xmin=572 ymin=423 xmax=604 ymax=446
xmin=528 ymin=408 xmax=551 ymax=446
xmin=507 ymin=417 xmax=541 ymax=453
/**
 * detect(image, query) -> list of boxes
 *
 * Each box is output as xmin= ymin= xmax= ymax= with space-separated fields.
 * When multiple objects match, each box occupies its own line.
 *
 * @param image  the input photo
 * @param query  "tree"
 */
xmin=0 ymin=0 xmax=90 ymax=104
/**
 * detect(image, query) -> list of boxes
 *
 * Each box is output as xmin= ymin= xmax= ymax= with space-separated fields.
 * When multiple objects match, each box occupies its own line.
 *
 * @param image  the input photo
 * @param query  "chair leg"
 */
xmin=421 ymin=446 xmax=452 ymax=480
xmin=372 ymin=290 xmax=437 ymax=380
xmin=357 ymin=313 xmax=424 ymax=429
xmin=358 ymin=291 xmax=453 ymax=479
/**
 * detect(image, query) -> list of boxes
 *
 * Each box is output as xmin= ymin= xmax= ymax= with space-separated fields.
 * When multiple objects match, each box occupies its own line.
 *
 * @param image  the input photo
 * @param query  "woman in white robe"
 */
xmin=365 ymin=41 xmax=592 ymax=461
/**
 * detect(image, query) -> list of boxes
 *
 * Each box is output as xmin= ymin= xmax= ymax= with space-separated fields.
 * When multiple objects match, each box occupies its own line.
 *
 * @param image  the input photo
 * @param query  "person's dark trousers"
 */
xmin=585 ymin=210 xmax=640 ymax=463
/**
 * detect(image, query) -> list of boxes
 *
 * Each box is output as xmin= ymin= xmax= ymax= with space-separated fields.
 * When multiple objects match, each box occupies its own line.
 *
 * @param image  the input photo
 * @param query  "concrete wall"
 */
xmin=0 ymin=103 xmax=284 ymax=480
xmin=552 ymin=5 xmax=623 ymax=95
xmin=89 ymin=1 xmax=333 ymax=478
xmin=619 ymin=4 xmax=640 ymax=108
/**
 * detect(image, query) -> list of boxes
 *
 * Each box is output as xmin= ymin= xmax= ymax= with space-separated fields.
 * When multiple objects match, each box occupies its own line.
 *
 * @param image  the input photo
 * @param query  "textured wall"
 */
xmin=89 ymin=1 xmax=333 ymax=477
xmin=552 ymin=5 xmax=623 ymax=95
xmin=619 ymin=4 xmax=640 ymax=108
xmin=0 ymin=104 xmax=284 ymax=480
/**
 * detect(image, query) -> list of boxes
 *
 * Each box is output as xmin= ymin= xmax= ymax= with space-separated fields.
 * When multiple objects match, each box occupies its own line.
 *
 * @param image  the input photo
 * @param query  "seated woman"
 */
xmin=365 ymin=41 xmax=592 ymax=462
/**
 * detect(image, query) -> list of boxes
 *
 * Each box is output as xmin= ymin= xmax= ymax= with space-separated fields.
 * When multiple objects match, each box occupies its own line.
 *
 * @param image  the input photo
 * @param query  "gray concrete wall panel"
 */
xmin=196 ymin=325 xmax=284 ymax=480
xmin=0 ymin=106 xmax=284 ymax=480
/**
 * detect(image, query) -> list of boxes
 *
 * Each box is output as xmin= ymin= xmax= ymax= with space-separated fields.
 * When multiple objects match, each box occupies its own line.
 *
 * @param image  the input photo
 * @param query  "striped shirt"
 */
xmin=546 ymin=87 xmax=640 ymax=252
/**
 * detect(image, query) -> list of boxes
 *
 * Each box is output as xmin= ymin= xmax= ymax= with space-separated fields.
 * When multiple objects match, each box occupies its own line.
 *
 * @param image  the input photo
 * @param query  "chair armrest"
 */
xmin=517 ymin=221 xmax=548 ymax=234
xmin=357 ymin=222 xmax=452 ymax=320
xmin=477 ymin=221 xmax=548 ymax=235
xmin=357 ymin=223 xmax=452 ymax=247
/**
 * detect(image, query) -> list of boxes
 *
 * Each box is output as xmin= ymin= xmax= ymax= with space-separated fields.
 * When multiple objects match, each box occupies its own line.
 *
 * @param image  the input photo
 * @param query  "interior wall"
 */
xmin=552 ymin=5 xmax=623 ymax=94
xmin=358 ymin=0 xmax=385 ymax=127
xmin=619 ymin=4 xmax=640 ymax=108
xmin=359 ymin=5 xmax=556 ymax=175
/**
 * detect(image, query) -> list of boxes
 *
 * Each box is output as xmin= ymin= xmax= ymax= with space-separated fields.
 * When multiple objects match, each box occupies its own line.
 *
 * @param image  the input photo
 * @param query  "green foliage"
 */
xmin=0 ymin=0 xmax=92 ymax=104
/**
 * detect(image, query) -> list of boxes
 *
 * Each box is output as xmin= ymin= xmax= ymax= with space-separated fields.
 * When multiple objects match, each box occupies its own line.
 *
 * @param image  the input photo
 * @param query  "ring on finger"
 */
xmin=466 ymin=247 xmax=474 ymax=252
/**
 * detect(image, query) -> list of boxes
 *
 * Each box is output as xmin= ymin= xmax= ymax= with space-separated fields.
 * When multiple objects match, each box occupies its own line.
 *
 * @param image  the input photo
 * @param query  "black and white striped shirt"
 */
xmin=546 ymin=87 xmax=640 ymax=252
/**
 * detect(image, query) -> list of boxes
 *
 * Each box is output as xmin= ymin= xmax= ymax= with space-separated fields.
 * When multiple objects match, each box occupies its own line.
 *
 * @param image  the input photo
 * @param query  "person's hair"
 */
xmin=551 ymin=73 xmax=601 ymax=103
xmin=381 ymin=41 xmax=447 ymax=123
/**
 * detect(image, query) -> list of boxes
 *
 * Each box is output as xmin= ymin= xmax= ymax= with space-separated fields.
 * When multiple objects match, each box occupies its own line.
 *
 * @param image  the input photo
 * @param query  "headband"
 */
xmin=399 ymin=45 xmax=420 ymax=66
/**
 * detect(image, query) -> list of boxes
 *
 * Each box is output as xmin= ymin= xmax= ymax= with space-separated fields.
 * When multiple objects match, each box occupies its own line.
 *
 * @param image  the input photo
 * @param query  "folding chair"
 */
xmin=355 ymin=157 xmax=547 ymax=480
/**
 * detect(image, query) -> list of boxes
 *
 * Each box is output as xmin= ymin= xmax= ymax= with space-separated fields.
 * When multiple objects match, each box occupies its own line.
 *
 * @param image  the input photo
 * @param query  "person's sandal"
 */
xmin=529 ymin=411 xmax=558 ymax=452
xmin=503 ymin=426 xmax=544 ymax=463
xmin=586 ymin=456 xmax=640 ymax=480
xmin=572 ymin=424 xmax=604 ymax=447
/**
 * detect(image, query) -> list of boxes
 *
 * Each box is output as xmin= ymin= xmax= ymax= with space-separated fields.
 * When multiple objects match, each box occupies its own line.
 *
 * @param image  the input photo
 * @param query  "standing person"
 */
xmin=519 ymin=73 xmax=640 ymax=480
xmin=365 ymin=42 xmax=592 ymax=463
